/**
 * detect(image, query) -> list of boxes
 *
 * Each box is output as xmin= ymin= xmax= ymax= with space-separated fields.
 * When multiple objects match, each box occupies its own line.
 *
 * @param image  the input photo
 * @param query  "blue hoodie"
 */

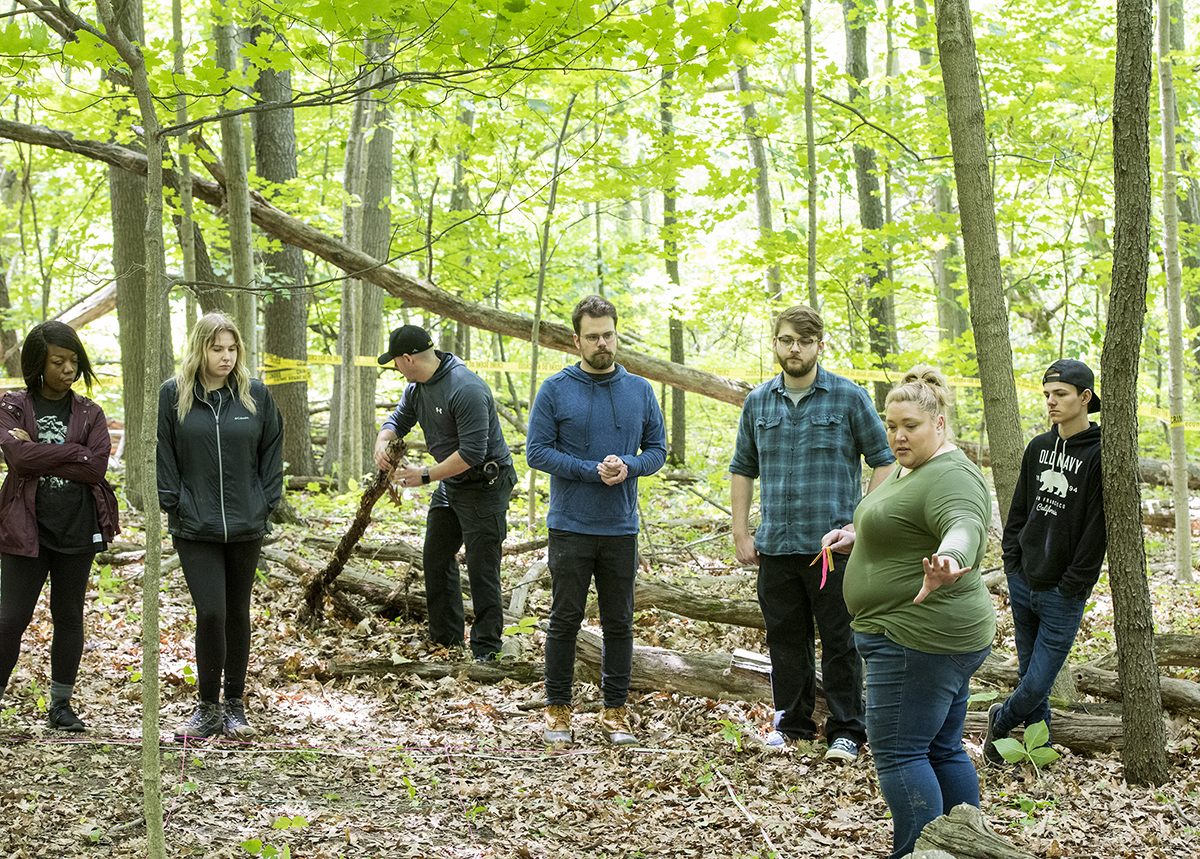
xmin=526 ymin=362 xmax=667 ymax=535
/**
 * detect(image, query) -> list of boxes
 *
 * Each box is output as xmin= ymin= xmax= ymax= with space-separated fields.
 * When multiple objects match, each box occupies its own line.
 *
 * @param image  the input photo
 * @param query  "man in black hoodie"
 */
xmin=984 ymin=359 xmax=1105 ymax=766
xmin=373 ymin=325 xmax=517 ymax=663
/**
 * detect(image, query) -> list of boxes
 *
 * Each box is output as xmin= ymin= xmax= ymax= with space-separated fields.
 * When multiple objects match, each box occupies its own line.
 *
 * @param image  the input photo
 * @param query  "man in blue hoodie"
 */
xmin=526 ymin=296 xmax=667 ymax=746
xmin=373 ymin=325 xmax=517 ymax=663
xmin=984 ymin=358 xmax=1105 ymax=766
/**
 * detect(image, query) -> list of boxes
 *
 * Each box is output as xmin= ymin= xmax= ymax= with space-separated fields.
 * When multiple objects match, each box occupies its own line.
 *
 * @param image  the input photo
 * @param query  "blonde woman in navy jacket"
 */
xmin=158 ymin=312 xmax=282 ymax=742
xmin=0 ymin=322 xmax=118 ymax=731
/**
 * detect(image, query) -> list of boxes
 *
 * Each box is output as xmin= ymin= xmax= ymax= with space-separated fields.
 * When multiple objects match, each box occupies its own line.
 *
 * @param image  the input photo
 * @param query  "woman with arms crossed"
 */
xmin=829 ymin=366 xmax=995 ymax=859
xmin=158 ymin=312 xmax=283 ymax=742
xmin=0 ymin=322 xmax=119 ymax=730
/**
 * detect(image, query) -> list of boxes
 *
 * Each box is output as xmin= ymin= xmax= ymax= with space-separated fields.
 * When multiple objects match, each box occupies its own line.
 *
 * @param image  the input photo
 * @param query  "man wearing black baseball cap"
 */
xmin=984 ymin=358 xmax=1105 ymax=766
xmin=373 ymin=325 xmax=516 ymax=662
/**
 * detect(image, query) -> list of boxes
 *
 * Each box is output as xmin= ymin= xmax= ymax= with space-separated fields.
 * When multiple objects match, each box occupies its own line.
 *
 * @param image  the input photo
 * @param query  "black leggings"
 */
xmin=174 ymin=536 xmax=263 ymax=703
xmin=0 ymin=547 xmax=95 ymax=692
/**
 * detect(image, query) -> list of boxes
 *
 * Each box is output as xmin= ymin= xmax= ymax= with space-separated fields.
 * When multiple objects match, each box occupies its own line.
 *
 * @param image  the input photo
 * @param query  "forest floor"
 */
xmin=1 ymin=483 xmax=1199 ymax=859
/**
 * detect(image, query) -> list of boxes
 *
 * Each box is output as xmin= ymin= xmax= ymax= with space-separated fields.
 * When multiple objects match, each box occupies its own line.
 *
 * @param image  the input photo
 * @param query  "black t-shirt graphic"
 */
xmin=32 ymin=391 xmax=102 ymax=554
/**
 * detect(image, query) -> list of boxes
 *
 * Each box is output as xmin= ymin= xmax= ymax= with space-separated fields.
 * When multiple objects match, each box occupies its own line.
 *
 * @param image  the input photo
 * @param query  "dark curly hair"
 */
xmin=21 ymin=321 xmax=98 ymax=393
xmin=571 ymin=295 xmax=618 ymax=334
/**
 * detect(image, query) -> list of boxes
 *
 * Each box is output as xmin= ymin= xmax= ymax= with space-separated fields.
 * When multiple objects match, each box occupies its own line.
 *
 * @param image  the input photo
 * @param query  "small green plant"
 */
xmin=240 ymin=839 xmax=291 ymax=859
xmin=182 ymin=664 xmax=196 ymax=686
xmin=715 ymin=719 xmax=744 ymax=750
xmin=967 ymin=690 xmax=999 ymax=706
xmin=992 ymin=720 xmax=1061 ymax=774
xmin=503 ymin=616 xmax=538 ymax=636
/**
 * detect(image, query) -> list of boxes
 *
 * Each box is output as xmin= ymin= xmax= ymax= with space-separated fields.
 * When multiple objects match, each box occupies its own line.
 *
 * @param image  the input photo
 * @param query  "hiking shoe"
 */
xmin=174 ymin=701 xmax=222 ymax=742
xmin=600 ymin=705 xmax=638 ymax=747
xmin=983 ymin=702 xmax=1007 ymax=767
xmin=544 ymin=705 xmax=573 ymax=744
xmin=825 ymin=737 xmax=858 ymax=764
xmin=222 ymin=698 xmax=257 ymax=740
xmin=48 ymin=702 xmax=86 ymax=732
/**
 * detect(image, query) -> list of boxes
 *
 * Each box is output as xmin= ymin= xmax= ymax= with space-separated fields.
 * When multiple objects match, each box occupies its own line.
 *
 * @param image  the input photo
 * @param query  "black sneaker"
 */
xmin=48 ymin=702 xmax=86 ymax=732
xmin=983 ymin=702 xmax=1007 ymax=767
xmin=222 ymin=698 xmax=257 ymax=740
xmin=174 ymin=701 xmax=222 ymax=742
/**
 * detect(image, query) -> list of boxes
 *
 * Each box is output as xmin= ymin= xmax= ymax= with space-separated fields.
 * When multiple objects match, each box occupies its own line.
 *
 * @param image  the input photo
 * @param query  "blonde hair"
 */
xmin=172 ymin=312 xmax=256 ymax=422
xmin=885 ymin=365 xmax=953 ymax=428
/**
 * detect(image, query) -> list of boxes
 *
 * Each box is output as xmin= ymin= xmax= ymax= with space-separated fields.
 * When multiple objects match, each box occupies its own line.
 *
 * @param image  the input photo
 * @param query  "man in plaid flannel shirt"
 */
xmin=730 ymin=305 xmax=894 ymax=764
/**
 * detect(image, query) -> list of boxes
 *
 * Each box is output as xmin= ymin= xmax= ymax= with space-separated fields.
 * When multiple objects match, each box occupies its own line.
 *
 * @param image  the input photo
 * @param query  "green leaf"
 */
xmin=993 ymin=737 xmax=1026 ymax=762
xmin=1023 ymin=720 xmax=1051 ymax=750
xmin=240 ymin=839 xmax=263 ymax=855
xmin=1029 ymin=746 xmax=1061 ymax=767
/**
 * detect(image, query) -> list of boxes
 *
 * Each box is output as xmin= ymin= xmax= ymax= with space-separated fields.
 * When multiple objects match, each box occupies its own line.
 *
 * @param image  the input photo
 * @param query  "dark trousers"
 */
xmin=757 ymin=551 xmax=866 ymax=744
xmin=543 ymin=530 xmax=638 ymax=708
xmin=0 ymin=547 xmax=95 ymax=692
xmin=424 ymin=468 xmax=514 ymax=659
xmin=175 ymin=536 xmax=263 ymax=703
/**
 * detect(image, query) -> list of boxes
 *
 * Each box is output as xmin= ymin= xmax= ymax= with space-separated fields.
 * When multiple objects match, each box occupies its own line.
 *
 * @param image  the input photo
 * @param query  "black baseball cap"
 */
xmin=378 ymin=325 xmax=434 ymax=364
xmin=1043 ymin=359 xmax=1100 ymax=413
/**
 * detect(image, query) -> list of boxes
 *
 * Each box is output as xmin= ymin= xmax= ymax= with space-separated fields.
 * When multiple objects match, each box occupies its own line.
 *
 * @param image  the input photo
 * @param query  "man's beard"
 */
xmin=584 ymin=349 xmax=615 ymax=371
xmin=777 ymin=352 xmax=816 ymax=380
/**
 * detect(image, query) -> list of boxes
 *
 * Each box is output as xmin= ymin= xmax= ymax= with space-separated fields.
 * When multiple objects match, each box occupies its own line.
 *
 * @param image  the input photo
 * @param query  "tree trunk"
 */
xmin=357 ymin=52 xmax=393 ymax=470
xmin=803 ymin=0 xmax=819 ymax=308
xmin=0 ymin=261 xmax=20 ymax=378
xmin=1107 ymin=0 xmax=1169 ymax=786
xmin=661 ymin=53 xmax=687 ymax=466
xmin=215 ymin=14 xmax=257 ymax=376
xmin=732 ymin=62 xmax=781 ymax=298
xmin=251 ymin=24 xmax=316 ymax=476
xmin=1157 ymin=0 xmax=1194 ymax=582
xmin=935 ymin=0 xmax=1023 ymax=524
xmin=843 ymin=0 xmax=896 ymax=410
xmin=95 ymin=0 xmax=166 ymax=853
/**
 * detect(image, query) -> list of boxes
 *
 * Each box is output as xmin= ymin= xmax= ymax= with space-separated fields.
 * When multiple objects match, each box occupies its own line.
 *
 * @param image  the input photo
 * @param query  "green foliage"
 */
xmin=502 ymin=616 xmax=538 ymax=636
xmin=993 ymin=720 xmax=1061 ymax=774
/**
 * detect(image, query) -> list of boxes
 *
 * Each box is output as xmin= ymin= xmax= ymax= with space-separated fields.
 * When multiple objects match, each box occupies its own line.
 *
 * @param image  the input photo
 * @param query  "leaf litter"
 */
xmin=0 ymin=501 xmax=1198 ymax=858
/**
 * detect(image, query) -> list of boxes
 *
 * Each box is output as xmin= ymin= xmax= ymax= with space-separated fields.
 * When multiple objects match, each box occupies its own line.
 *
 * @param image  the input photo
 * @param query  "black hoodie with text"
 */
xmin=1001 ymin=422 xmax=1105 ymax=601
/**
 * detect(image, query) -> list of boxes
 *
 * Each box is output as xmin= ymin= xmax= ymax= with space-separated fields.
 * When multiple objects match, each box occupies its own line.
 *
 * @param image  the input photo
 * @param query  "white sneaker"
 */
xmin=825 ymin=737 xmax=858 ymax=763
xmin=765 ymin=730 xmax=794 ymax=748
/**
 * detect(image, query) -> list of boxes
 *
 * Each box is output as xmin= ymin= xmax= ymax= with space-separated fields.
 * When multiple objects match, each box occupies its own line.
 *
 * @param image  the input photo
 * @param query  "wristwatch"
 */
xmin=421 ymin=467 xmax=430 ymax=485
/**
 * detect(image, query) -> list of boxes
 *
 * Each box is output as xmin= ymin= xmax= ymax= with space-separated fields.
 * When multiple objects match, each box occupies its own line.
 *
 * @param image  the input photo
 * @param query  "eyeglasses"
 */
xmin=582 ymin=332 xmax=617 ymax=344
xmin=775 ymin=336 xmax=818 ymax=350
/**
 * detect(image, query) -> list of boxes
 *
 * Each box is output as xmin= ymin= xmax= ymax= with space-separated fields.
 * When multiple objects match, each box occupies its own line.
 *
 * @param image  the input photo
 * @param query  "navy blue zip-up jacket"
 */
xmin=526 ymin=362 xmax=666 ymax=535
xmin=157 ymin=377 xmax=284 ymax=543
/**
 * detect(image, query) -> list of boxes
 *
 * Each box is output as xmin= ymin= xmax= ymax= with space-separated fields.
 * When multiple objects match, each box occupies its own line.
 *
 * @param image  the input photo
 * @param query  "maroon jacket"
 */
xmin=0 ymin=388 xmax=120 ymax=557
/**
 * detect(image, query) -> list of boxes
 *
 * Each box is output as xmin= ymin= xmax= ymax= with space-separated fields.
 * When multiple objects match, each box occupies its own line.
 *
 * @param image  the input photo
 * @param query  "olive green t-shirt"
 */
xmin=844 ymin=447 xmax=996 ymax=655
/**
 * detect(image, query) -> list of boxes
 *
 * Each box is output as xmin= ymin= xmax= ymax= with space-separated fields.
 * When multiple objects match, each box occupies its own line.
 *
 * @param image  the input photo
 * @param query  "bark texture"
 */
xmin=1106 ymin=0 xmax=1169 ymax=786
xmin=935 ymin=0 xmax=1023 ymax=522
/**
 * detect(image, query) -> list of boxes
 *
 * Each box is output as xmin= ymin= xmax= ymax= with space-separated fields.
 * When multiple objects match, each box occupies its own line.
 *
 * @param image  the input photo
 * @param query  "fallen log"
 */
xmin=303 ymin=534 xmax=423 ymax=568
xmin=326 ymin=656 xmax=545 ymax=684
xmin=1089 ymin=633 xmax=1200 ymax=670
xmin=261 ymin=547 xmax=429 ymax=620
xmin=298 ymin=439 xmax=406 ymax=625
xmin=586 ymin=578 xmax=764 ymax=629
xmin=914 ymin=803 xmax=1036 ymax=859
xmin=974 ymin=653 xmax=1200 ymax=718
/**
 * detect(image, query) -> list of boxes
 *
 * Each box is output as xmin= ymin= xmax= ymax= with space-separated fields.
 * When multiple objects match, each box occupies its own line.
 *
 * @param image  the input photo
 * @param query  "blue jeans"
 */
xmin=993 ymin=573 xmax=1087 ymax=740
xmin=757 ymin=551 xmax=865 ymax=744
xmin=856 ymin=633 xmax=990 ymax=859
xmin=543 ymin=530 xmax=638 ymax=708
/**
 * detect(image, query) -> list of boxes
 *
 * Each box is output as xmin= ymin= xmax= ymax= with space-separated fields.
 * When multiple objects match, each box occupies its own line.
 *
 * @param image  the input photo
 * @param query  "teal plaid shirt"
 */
xmin=729 ymin=365 xmax=894 ymax=556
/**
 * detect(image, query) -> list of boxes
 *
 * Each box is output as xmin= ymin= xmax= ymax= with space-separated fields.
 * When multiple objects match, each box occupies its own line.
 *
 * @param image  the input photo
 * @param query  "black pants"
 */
xmin=424 ymin=467 xmax=515 ymax=658
xmin=174 ymin=536 xmax=263 ymax=703
xmin=757 ymin=550 xmax=866 ymax=745
xmin=0 ymin=547 xmax=95 ymax=692
xmin=544 ymin=530 xmax=638 ymax=708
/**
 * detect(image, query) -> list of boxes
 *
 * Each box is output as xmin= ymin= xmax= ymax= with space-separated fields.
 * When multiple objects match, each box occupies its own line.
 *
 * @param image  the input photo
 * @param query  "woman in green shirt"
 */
xmin=829 ymin=366 xmax=994 ymax=859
